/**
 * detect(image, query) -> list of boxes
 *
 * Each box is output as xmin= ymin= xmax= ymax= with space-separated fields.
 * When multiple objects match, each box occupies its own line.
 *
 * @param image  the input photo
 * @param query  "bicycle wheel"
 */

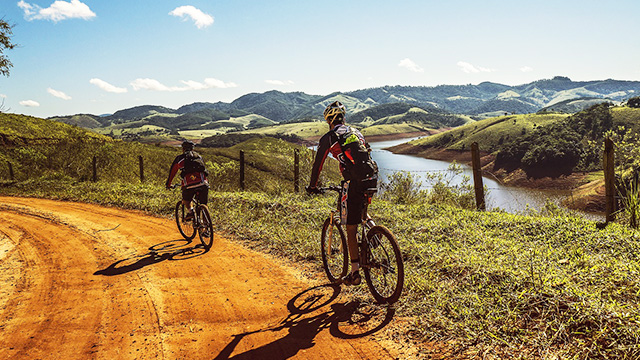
xmin=362 ymin=225 xmax=404 ymax=304
xmin=175 ymin=201 xmax=196 ymax=240
xmin=197 ymin=205 xmax=214 ymax=250
xmin=320 ymin=215 xmax=348 ymax=283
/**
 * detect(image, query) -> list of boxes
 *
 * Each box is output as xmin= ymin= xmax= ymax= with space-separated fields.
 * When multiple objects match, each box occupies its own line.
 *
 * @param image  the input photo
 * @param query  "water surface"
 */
xmin=369 ymin=138 xmax=577 ymax=215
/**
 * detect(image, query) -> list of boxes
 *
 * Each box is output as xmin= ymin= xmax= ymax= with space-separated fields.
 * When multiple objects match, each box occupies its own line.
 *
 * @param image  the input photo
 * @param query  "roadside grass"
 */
xmin=2 ymin=179 xmax=639 ymax=359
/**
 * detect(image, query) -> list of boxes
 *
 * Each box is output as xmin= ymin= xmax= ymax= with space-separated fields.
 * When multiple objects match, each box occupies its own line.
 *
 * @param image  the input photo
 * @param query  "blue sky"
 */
xmin=1 ymin=0 xmax=639 ymax=118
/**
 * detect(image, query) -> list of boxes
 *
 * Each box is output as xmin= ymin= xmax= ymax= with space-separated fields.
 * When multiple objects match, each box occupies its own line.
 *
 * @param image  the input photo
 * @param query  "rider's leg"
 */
xmin=182 ymin=189 xmax=195 ymax=220
xmin=346 ymin=224 xmax=359 ymax=272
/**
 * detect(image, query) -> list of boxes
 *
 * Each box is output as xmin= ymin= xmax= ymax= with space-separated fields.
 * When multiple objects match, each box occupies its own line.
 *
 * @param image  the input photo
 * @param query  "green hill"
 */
xmin=0 ymin=113 xmax=339 ymax=192
xmin=398 ymin=112 xmax=567 ymax=153
xmin=392 ymin=104 xmax=640 ymax=182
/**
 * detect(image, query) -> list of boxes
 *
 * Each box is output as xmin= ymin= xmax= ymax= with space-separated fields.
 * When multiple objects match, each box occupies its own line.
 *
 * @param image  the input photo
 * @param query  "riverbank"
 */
xmin=386 ymin=143 xmax=606 ymax=213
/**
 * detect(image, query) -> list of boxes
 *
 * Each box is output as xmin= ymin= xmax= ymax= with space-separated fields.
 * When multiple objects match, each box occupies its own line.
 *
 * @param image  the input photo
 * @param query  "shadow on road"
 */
xmin=93 ymin=238 xmax=207 ymax=276
xmin=213 ymin=283 xmax=396 ymax=360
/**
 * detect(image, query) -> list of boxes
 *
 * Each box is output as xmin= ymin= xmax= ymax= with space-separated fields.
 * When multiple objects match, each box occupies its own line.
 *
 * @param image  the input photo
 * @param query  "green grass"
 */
xmin=1 ymin=180 xmax=639 ymax=358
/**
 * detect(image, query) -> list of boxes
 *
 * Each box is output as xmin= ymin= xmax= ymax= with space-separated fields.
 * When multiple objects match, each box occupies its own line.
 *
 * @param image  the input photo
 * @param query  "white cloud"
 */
xmin=457 ymin=61 xmax=495 ymax=73
xmin=169 ymin=6 xmax=214 ymax=29
xmin=47 ymin=87 xmax=72 ymax=100
xmin=265 ymin=80 xmax=294 ymax=86
xmin=131 ymin=78 xmax=171 ymax=91
xmin=398 ymin=58 xmax=424 ymax=73
xmin=18 ymin=0 xmax=96 ymax=22
xmin=131 ymin=78 xmax=237 ymax=92
xmin=0 ymin=94 xmax=6 ymax=98
xmin=201 ymin=78 xmax=237 ymax=89
xmin=19 ymin=100 xmax=40 ymax=107
xmin=520 ymin=66 xmax=534 ymax=73
xmin=89 ymin=78 xmax=128 ymax=93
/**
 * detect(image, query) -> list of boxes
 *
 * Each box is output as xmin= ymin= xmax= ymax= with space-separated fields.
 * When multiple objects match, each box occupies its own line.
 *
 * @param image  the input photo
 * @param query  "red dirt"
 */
xmin=0 ymin=197 xmax=416 ymax=359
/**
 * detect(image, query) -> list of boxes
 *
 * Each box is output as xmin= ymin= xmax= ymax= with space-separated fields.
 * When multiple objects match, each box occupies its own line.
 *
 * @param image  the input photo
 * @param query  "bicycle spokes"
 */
xmin=321 ymin=216 xmax=348 ymax=283
xmin=362 ymin=225 xmax=404 ymax=304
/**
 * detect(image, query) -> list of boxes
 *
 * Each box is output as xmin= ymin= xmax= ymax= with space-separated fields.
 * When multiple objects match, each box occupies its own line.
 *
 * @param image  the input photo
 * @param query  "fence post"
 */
xmin=7 ymin=161 xmax=14 ymax=180
xmin=138 ymin=155 xmax=144 ymax=183
xmin=471 ymin=142 xmax=486 ymax=210
xmin=92 ymin=156 xmax=97 ymax=182
xmin=633 ymin=168 xmax=639 ymax=229
xmin=239 ymin=150 xmax=245 ymax=191
xmin=294 ymin=149 xmax=300 ymax=193
xmin=604 ymin=138 xmax=615 ymax=223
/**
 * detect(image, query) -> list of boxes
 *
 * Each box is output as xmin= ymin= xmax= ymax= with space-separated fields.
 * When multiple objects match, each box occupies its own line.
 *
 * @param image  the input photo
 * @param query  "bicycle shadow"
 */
xmin=212 ymin=283 xmax=396 ymax=360
xmin=93 ymin=238 xmax=208 ymax=276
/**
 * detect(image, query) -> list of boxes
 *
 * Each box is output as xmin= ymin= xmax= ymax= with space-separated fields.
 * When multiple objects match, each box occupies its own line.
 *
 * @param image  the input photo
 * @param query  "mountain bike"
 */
xmin=317 ymin=185 xmax=404 ymax=304
xmin=171 ymin=185 xmax=214 ymax=250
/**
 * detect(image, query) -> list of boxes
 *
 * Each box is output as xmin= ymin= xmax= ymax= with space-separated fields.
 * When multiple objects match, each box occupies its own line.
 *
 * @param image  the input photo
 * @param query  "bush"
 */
xmin=627 ymin=96 xmax=640 ymax=108
xmin=379 ymin=171 xmax=426 ymax=205
xmin=424 ymin=162 xmax=476 ymax=208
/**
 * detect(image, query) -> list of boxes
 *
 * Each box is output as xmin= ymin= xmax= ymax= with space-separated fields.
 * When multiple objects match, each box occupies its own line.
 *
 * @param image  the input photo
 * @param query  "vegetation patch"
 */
xmin=1 ymin=177 xmax=639 ymax=359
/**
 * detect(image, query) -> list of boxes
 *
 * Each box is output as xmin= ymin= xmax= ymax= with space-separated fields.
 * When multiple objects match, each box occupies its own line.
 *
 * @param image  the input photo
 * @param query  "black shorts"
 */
xmin=340 ymin=180 xmax=366 ymax=225
xmin=182 ymin=185 xmax=208 ymax=205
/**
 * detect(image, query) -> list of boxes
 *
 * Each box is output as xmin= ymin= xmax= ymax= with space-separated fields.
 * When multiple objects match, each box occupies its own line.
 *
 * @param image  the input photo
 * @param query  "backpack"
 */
xmin=182 ymin=151 xmax=207 ymax=176
xmin=334 ymin=126 xmax=378 ymax=191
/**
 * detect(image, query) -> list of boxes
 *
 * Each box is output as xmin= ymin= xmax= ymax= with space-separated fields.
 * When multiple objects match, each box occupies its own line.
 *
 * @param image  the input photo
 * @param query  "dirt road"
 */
xmin=0 ymin=197 xmax=401 ymax=359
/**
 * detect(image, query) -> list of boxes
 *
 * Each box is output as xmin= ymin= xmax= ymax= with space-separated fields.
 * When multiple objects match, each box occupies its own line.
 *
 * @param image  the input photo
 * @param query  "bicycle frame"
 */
xmin=318 ymin=184 xmax=404 ymax=303
xmin=321 ymin=186 xmax=374 ymax=263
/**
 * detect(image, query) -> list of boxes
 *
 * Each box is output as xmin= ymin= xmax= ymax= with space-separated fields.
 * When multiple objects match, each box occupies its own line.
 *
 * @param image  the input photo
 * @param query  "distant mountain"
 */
xmin=50 ymin=76 xmax=640 ymax=133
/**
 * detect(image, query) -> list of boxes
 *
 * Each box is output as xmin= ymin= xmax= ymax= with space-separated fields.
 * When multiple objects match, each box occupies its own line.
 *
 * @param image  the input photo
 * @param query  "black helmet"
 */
xmin=181 ymin=140 xmax=195 ymax=151
xmin=323 ymin=101 xmax=346 ymax=124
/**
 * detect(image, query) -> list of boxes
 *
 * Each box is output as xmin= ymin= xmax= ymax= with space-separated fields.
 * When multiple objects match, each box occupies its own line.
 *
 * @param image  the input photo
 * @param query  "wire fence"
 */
xmin=0 ymin=139 xmax=631 ymax=223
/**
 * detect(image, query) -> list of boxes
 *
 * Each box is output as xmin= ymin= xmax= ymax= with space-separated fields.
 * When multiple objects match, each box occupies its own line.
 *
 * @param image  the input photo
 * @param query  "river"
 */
xmin=369 ymin=137 xmax=582 ymax=215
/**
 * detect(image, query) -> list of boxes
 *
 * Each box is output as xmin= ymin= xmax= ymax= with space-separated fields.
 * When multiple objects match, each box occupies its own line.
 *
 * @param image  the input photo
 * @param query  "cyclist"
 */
xmin=306 ymin=101 xmax=378 ymax=286
xmin=166 ymin=140 xmax=209 ymax=222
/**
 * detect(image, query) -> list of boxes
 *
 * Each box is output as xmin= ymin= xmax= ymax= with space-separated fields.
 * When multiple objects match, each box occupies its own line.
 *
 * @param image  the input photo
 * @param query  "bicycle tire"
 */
xmin=175 ymin=201 xmax=196 ymax=240
xmin=320 ymin=216 xmax=348 ymax=283
xmin=197 ymin=205 xmax=214 ymax=249
xmin=362 ymin=225 xmax=404 ymax=304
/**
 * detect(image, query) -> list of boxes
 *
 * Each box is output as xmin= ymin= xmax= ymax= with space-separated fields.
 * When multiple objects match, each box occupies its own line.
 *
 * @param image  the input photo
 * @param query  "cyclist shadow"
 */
xmin=213 ymin=283 xmax=396 ymax=360
xmin=93 ymin=238 xmax=207 ymax=276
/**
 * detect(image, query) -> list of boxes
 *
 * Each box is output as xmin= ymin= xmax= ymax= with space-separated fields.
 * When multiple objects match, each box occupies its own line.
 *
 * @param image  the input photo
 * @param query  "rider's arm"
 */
xmin=166 ymin=156 xmax=184 ymax=188
xmin=309 ymin=132 xmax=333 ymax=188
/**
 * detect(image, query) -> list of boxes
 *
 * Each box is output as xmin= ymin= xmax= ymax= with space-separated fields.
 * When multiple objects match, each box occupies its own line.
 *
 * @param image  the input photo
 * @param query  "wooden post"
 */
xmin=632 ymin=168 xmax=639 ymax=228
xmin=138 ymin=155 xmax=144 ymax=182
xmin=471 ymin=142 xmax=486 ymax=210
xmin=604 ymin=138 xmax=615 ymax=223
xmin=239 ymin=150 xmax=245 ymax=191
xmin=294 ymin=149 xmax=300 ymax=193
xmin=92 ymin=156 xmax=97 ymax=182
xmin=7 ymin=161 xmax=14 ymax=180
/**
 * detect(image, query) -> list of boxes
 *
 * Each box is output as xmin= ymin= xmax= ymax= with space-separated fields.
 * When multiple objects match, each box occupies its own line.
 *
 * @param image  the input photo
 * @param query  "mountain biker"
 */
xmin=166 ymin=140 xmax=209 ymax=221
xmin=306 ymin=101 xmax=378 ymax=286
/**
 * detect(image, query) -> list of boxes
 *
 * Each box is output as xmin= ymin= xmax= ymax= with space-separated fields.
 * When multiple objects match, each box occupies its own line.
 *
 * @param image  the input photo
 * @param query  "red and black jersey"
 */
xmin=309 ymin=124 xmax=368 ymax=187
xmin=166 ymin=152 xmax=209 ymax=189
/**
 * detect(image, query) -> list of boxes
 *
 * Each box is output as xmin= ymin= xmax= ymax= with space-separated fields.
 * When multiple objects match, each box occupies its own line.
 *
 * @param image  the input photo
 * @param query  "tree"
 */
xmin=627 ymin=96 xmax=640 ymax=109
xmin=1 ymin=19 xmax=17 ymax=77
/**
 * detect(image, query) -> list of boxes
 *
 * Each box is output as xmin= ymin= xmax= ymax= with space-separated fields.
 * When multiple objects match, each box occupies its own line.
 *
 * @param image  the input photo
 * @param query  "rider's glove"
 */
xmin=305 ymin=186 xmax=322 ymax=195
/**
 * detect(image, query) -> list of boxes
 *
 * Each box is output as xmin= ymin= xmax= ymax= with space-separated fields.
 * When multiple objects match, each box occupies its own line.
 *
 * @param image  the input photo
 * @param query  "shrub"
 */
xmin=379 ymin=171 xmax=426 ymax=205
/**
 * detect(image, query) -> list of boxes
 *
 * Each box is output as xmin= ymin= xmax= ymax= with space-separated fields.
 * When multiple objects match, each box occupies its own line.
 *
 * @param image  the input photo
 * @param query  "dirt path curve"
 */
xmin=0 ymin=197 xmax=401 ymax=360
